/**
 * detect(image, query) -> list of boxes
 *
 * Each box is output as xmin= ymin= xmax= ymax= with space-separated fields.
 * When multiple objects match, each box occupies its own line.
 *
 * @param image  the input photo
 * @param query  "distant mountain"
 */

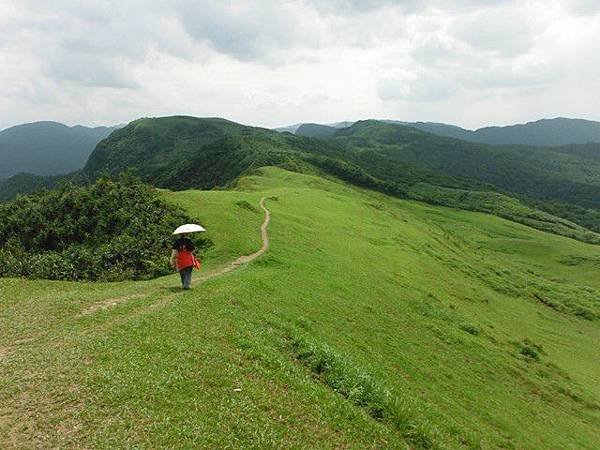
xmin=0 ymin=121 xmax=120 ymax=178
xmin=282 ymin=117 xmax=600 ymax=147
xmin=335 ymin=120 xmax=600 ymax=208
xmin=81 ymin=116 xmax=466 ymax=194
xmin=469 ymin=118 xmax=600 ymax=146
xmin=329 ymin=121 xmax=354 ymax=129
xmin=295 ymin=123 xmax=338 ymax=138
xmin=386 ymin=118 xmax=600 ymax=146
xmin=274 ymin=123 xmax=302 ymax=133
xmin=382 ymin=120 xmax=472 ymax=140
xmin=0 ymin=172 xmax=65 ymax=200
xmin=275 ymin=121 xmax=354 ymax=134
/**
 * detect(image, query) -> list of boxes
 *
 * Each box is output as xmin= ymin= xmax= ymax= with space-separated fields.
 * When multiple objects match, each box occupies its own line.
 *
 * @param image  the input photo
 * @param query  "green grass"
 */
xmin=1 ymin=167 xmax=599 ymax=449
xmin=408 ymin=182 xmax=600 ymax=244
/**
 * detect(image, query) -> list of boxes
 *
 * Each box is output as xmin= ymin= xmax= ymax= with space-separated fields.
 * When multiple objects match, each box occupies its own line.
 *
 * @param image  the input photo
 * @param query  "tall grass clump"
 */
xmin=289 ymin=332 xmax=451 ymax=449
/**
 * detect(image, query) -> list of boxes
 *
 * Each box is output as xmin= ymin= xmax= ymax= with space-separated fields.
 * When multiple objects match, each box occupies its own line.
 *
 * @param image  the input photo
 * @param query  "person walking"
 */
xmin=171 ymin=233 xmax=196 ymax=289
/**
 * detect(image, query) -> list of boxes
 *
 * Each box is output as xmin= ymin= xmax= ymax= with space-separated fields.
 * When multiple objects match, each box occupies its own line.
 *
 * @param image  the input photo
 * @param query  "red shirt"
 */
xmin=176 ymin=250 xmax=194 ymax=270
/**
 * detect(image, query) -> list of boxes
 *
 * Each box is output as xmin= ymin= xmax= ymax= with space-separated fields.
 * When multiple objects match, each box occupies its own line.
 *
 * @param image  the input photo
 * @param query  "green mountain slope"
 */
xmin=469 ymin=117 xmax=600 ymax=146
xmin=295 ymin=123 xmax=338 ymax=138
xmin=0 ymin=121 xmax=119 ymax=178
xmin=0 ymin=172 xmax=65 ymax=200
xmin=283 ymin=117 xmax=600 ymax=146
xmin=1 ymin=168 xmax=598 ymax=449
xmin=334 ymin=120 xmax=600 ymax=210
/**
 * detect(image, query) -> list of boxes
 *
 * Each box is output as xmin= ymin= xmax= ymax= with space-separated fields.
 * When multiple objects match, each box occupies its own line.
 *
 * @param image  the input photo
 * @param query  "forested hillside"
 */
xmin=295 ymin=123 xmax=339 ymax=138
xmin=284 ymin=117 xmax=600 ymax=146
xmin=334 ymin=120 xmax=600 ymax=210
xmin=381 ymin=117 xmax=600 ymax=146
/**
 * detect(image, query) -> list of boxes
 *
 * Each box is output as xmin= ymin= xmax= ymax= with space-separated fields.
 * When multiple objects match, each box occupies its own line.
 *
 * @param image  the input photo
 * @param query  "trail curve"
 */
xmin=80 ymin=197 xmax=271 ymax=315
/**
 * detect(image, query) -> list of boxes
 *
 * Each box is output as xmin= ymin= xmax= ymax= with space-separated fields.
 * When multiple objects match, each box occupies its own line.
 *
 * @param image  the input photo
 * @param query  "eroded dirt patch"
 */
xmin=80 ymin=294 xmax=146 ymax=316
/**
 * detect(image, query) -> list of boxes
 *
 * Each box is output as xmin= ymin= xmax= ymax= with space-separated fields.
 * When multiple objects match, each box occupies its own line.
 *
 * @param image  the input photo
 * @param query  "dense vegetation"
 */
xmin=334 ymin=120 xmax=600 ymax=208
xmin=295 ymin=122 xmax=339 ymax=138
xmin=529 ymin=199 xmax=600 ymax=234
xmin=408 ymin=183 xmax=600 ymax=244
xmin=0 ymin=121 xmax=118 ymax=178
xmin=0 ymin=172 xmax=66 ymax=201
xmin=329 ymin=120 xmax=600 ymax=232
xmin=0 ymin=176 xmax=206 ymax=281
xmin=286 ymin=117 xmax=600 ymax=145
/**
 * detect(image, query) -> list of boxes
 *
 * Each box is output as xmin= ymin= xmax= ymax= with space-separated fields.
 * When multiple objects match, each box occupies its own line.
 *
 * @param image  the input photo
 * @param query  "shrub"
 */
xmin=0 ymin=176 xmax=209 ymax=281
xmin=235 ymin=200 xmax=258 ymax=212
xmin=520 ymin=345 xmax=540 ymax=361
xmin=460 ymin=323 xmax=481 ymax=336
xmin=290 ymin=333 xmax=444 ymax=449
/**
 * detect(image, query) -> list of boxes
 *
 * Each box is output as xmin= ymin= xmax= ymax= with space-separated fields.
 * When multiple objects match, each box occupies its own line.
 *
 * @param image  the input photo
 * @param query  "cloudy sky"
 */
xmin=1 ymin=0 xmax=599 ymax=130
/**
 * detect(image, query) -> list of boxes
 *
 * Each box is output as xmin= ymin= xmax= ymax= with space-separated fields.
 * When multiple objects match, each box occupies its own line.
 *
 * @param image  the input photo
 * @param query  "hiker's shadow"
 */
xmin=161 ymin=287 xmax=185 ymax=293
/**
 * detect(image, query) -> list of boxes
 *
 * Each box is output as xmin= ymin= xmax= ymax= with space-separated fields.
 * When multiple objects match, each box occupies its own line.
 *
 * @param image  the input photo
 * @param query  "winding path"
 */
xmin=81 ymin=197 xmax=271 ymax=315
xmin=212 ymin=196 xmax=271 ymax=276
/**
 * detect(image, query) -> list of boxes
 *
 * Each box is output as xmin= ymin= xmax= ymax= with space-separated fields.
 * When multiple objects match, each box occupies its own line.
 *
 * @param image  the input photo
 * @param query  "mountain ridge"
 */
xmin=0 ymin=120 xmax=121 ymax=178
xmin=279 ymin=117 xmax=600 ymax=147
xmin=3 ymin=115 xmax=600 ymax=243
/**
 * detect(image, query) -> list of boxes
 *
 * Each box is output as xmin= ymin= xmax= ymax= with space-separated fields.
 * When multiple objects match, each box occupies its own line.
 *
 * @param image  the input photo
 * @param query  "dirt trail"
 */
xmin=210 ymin=196 xmax=271 ymax=276
xmin=81 ymin=294 xmax=146 ymax=315
xmin=80 ymin=197 xmax=271 ymax=315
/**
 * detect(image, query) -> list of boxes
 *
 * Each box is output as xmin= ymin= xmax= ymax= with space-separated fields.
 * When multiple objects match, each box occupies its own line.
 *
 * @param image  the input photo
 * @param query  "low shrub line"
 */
xmin=287 ymin=330 xmax=461 ymax=450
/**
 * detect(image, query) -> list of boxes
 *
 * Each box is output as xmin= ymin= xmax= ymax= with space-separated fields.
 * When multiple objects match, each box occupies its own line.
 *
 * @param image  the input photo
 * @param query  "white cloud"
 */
xmin=0 ymin=0 xmax=599 ymax=130
xmin=377 ymin=69 xmax=457 ymax=102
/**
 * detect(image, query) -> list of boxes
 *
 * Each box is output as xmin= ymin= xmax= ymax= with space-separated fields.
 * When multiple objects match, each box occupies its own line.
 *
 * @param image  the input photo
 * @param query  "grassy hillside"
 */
xmin=1 ymin=167 xmax=598 ymax=449
xmin=408 ymin=183 xmax=600 ymax=245
xmin=0 ymin=121 xmax=118 ymax=178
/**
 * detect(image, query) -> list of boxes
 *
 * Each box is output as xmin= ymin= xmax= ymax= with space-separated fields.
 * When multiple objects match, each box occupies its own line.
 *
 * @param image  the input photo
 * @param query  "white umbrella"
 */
xmin=173 ymin=223 xmax=206 ymax=235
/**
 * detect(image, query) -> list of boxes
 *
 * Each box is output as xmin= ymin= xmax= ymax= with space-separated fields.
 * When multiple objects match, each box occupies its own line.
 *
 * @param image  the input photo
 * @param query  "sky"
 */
xmin=1 ymin=0 xmax=599 ymax=131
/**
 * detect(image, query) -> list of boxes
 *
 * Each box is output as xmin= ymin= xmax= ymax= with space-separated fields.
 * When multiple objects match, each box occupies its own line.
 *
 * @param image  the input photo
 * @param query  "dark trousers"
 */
xmin=179 ymin=266 xmax=193 ymax=289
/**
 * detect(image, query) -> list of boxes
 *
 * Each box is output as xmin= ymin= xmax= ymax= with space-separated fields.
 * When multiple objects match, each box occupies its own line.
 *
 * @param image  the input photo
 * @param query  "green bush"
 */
xmin=0 ymin=176 xmax=209 ymax=281
xmin=460 ymin=323 xmax=481 ymax=336
xmin=520 ymin=345 xmax=541 ymax=361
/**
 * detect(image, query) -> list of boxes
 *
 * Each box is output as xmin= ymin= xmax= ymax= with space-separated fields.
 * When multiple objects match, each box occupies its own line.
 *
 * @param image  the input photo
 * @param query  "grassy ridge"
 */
xmin=408 ymin=183 xmax=600 ymax=246
xmin=1 ymin=167 xmax=598 ymax=448
xmin=83 ymin=116 xmax=600 ymax=239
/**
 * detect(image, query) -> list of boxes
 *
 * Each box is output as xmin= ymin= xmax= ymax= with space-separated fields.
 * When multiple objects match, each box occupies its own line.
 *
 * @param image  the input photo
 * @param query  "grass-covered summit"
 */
xmin=1 ymin=167 xmax=598 ymax=448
